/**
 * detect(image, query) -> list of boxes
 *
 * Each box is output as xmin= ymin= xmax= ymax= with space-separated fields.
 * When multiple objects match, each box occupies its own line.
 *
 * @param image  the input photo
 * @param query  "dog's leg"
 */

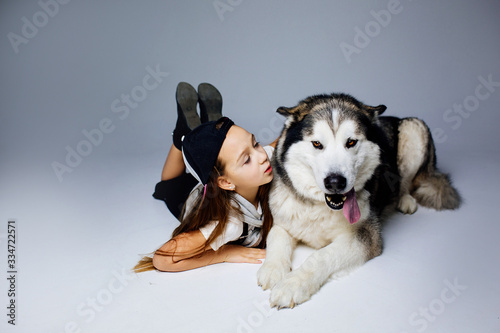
xmin=397 ymin=118 xmax=428 ymax=214
xmin=257 ymin=225 xmax=297 ymax=290
xmin=269 ymin=232 xmax=369 ymax=309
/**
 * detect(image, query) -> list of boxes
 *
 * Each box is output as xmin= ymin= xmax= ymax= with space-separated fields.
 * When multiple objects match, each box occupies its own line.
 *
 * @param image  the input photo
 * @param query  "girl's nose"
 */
xmin=257 ymin=148 xmax=268 ymax=164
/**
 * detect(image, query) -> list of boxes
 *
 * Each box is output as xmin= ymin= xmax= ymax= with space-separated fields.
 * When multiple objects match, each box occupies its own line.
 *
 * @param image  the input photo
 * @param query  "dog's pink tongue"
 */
xmin=343 ymin=188 xmax=361 ymax=224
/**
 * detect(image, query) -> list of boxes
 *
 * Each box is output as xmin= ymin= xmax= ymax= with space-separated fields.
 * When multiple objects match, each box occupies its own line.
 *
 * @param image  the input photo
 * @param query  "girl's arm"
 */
xmin=152 ymin=230 xmax=266 ymax=272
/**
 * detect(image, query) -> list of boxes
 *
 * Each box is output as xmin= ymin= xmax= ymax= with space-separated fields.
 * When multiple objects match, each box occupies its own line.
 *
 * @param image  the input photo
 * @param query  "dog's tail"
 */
xmin=412 ymin=133 xmax=461 ymax=211
xmin=412 ymin=170 xmax=462 ymax=210
xmin=397 ymin=117 xmax=461 ymax=211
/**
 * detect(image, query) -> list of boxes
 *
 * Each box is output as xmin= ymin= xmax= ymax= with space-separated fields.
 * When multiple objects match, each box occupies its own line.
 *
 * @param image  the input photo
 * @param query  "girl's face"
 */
xmin=218 ymin=125 xmax=273 ymax=195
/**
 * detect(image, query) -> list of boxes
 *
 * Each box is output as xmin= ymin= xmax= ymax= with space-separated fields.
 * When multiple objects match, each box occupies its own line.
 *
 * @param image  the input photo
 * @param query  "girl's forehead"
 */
xmin=219 ymin=126 xmax=253 ymax=163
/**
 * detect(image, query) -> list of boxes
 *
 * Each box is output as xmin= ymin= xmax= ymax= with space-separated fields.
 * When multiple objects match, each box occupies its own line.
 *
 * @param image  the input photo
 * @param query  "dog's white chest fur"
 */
xmin=269 ymin=179 xmax=362 ymax=249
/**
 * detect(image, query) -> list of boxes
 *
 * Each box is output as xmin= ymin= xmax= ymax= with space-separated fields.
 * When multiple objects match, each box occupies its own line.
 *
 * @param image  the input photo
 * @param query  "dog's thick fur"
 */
xmin=257 ymin=93 xmax=461 ymax=309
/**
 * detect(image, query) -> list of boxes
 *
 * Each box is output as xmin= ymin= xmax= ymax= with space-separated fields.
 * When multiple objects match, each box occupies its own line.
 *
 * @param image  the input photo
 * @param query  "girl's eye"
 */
xmin=312 ymin=141 xmax=323 ymax=149
xmin=254 ymin=141 xmax=260 ymax=148
xmin=346 ymin=138 xmax=358 ymax=148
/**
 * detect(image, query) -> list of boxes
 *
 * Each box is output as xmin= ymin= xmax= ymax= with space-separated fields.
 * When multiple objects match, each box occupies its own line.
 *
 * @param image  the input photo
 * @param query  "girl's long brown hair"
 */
xmin=133 ymin=158 xmax=273 ymax=273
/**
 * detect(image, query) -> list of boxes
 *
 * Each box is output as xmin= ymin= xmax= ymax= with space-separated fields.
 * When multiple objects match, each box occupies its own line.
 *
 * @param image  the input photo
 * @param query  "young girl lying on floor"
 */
xmin=134 ymin=82 xmax=276 ymax=272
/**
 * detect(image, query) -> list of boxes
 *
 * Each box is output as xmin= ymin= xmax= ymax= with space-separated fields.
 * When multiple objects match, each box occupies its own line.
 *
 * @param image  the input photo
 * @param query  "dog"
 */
xmin=257 ymin=93 xmax=461 ymax=309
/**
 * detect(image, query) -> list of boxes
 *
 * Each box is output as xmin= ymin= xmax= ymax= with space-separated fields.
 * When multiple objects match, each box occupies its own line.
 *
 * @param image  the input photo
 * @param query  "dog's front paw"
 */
xmin=257 ymin=260 xmax=290 ymax=290
xmin=269 ymin=273 xmax=316 ymax=309
xmin=398 ymin=194 xmax=418 ymax=214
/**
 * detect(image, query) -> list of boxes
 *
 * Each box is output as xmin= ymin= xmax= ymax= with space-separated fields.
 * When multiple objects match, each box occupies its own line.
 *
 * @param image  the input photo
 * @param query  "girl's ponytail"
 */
xmin=133 ymin=254 xmax=155 ymax=273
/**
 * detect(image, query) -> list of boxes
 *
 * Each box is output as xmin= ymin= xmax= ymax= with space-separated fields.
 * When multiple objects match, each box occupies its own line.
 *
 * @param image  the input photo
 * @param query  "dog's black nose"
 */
xmin=324 ymin=174 xmax=346 ymax=192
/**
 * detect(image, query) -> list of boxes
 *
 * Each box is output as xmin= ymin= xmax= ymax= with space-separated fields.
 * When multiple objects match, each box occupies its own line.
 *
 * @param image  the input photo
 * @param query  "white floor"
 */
xmin=1 ymin=148 xmax=499 ymax=333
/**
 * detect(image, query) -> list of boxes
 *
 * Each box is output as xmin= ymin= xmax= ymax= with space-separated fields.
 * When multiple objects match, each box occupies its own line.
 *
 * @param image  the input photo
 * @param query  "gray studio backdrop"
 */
xmin=1 ymin=0 xmax=500 ymax=187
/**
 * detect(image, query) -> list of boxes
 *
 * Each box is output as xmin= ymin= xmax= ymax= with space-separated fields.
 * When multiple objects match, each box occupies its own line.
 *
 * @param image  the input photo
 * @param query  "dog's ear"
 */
xmin=277 ymin=104 xmax=310 ymax=122
xmin=362 ymin=104 xmax=387 ymax=118
xmin=276 ymin=106 xmax=293 ymax=116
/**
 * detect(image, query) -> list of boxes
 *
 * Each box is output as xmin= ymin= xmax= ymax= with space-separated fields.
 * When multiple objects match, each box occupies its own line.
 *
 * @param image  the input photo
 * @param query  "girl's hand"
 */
xmin=220 ymin=245 xmax=266 ymax=264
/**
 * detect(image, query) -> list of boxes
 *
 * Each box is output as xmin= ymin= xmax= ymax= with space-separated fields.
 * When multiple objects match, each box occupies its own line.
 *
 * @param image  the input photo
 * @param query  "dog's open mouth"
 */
xmin=325 ymin=194 xmax=346 ymax=210
xmin=324 ymin=188 xmax=361 ymax=224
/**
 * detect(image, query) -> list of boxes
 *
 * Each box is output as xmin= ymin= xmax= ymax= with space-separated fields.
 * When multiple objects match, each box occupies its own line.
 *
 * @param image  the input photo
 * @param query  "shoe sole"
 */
xmin=198 ymin=83 xmax=223 ymax=122
xmin=176 ymin=82 xmax=201 ymax=130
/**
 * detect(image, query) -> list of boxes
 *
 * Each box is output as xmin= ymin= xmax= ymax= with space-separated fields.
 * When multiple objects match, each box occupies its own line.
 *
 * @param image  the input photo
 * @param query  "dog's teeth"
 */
xmin=342 ymin=196 xmax=347 ymax=202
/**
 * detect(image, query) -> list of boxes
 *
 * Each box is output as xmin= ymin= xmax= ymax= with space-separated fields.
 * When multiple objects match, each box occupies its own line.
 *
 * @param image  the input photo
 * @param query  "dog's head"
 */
xmin=274 ymin=93 xmax=386 ymax=223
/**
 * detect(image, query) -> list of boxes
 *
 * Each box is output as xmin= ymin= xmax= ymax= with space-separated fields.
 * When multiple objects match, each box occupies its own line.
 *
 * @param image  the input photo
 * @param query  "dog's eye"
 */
xmin=312 ymin=141 xmax=323 ymax=149
xmin=346 ymin=138 xmax=358 ymax=148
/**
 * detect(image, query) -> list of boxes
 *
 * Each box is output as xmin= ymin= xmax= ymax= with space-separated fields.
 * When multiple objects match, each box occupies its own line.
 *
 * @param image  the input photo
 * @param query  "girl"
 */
xmin=134 ymin=82 xmax=276 ymax=272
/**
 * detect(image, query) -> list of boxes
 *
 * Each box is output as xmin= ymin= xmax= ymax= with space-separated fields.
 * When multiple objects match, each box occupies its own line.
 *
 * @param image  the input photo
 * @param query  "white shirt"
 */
xmin=199 ymin=201 xmax=263 ymax=250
